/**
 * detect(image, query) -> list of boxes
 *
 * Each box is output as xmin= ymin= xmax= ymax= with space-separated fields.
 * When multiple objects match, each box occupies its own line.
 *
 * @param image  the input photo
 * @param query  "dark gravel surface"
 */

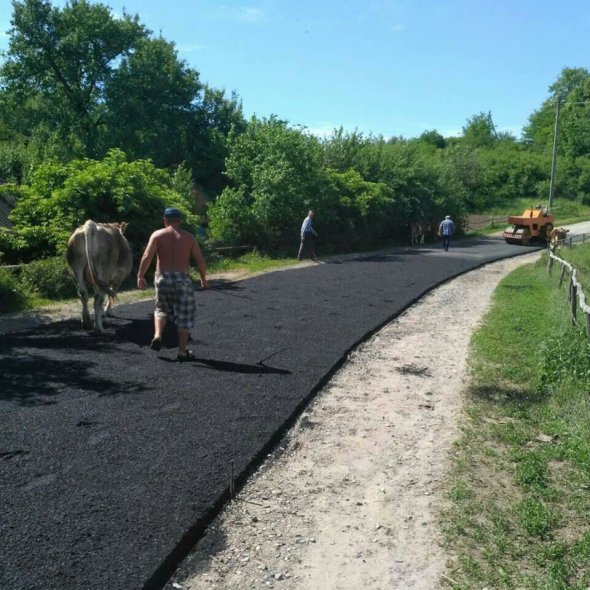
xmin=0 ymin=238 xmax=539 ymax=590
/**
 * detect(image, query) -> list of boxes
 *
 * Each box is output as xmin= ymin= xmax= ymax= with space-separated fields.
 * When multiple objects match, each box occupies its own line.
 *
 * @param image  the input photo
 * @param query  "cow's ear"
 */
xmin=119 ymin=222 xmax=128 ymax=234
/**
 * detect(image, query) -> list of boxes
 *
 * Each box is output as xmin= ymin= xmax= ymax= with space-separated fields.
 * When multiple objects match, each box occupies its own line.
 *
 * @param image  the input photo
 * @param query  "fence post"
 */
xmin=547 ymin=255 xmax=554 ymax=275
xmin=559 ymin=265 xmax=567 ymax=288
xmin=571 ymin=282 xmax=577 ymax=325
xmin=586 ymin=312 xmax=590 ymax=336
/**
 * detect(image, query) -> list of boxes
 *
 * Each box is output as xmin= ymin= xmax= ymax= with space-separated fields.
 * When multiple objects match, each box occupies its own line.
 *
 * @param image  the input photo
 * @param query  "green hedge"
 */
xmin=0 ymin=268 xmax=27 ymax=313
xmin=17 ymin=256 xmax=77 ymax=300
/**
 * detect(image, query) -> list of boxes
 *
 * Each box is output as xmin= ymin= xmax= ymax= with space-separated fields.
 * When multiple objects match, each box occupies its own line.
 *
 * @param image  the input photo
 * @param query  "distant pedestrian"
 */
xmin=137 ymin=207 xmax=209 ymax=361
xmin=297 ymin=210 xmax=318 ymax=261
xmin=438 ymin=215 xmax=455 ymax=252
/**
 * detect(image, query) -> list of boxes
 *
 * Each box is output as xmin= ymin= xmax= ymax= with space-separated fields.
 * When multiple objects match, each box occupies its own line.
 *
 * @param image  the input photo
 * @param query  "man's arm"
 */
xmin=137 ymin=234 xmax=157 ymax=290
xmin=191 ymin=237 xmax=209 ymax=288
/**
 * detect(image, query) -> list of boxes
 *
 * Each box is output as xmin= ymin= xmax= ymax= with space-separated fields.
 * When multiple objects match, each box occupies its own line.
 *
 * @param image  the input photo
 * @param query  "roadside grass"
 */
xmin=441 ymin=257 xmax=590 ymax=590
xmin=204 ymin=250 xmax=300 ymax=275
xmin=557 ymin=242 xmax=590 ymax=295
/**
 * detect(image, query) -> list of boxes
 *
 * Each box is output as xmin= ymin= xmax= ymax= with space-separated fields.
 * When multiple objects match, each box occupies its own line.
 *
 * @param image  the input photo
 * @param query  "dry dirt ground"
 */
xmin=0 ymin=253 xmax=541 ymax=590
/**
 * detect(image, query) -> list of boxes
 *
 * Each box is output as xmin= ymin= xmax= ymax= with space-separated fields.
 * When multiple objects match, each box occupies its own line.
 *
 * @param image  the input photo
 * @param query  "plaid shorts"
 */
xmin=154 ymin=272 xmax=195 ymax=329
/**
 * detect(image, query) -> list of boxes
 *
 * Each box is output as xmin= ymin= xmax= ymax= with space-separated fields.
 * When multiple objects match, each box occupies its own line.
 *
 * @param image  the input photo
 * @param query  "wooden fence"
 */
xmin=547 ymin=234 xmax=590 ymax=333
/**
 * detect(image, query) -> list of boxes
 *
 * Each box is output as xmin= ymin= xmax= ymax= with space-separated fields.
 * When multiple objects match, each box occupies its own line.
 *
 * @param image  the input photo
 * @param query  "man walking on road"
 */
xmin=438 ymin=215 xmax=455 ymax=252
xmin=137 ymin=207 xmax=209 ymax=361
xmin=297 ymin=210 xmax=318 ymax=261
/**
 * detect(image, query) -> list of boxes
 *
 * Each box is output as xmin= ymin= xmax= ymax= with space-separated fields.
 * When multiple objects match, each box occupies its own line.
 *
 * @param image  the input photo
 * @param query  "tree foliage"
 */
xmin=8 ymin=149 xmax=194 ymax=261
xmin=0 ymin=0 xmax=244 ymax=193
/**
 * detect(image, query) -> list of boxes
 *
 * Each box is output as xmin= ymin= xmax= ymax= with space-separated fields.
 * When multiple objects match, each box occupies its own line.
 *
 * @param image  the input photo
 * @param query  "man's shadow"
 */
xmin=112 ymin=315 xmax=180 ymax=349
xmin=160 ymin=356 xmax=291 ymax=375
xmin=112 ymin=316 xmax=291 ymax=375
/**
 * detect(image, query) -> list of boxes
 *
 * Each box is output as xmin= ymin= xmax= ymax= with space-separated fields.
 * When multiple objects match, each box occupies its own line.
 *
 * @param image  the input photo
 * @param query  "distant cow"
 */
xmin=549 ymin=227 xmax=569 ymax=249
xmin=66 ymin=220 xmax=133 ymax=332
xmin=410 ymin=221 xmax=425 ymax=246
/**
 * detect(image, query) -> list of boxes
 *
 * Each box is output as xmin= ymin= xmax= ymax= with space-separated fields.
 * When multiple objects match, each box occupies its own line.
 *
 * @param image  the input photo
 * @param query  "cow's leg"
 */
xmin=104 ymin=295 xmax=114 ymax=317
xmin=80 ymin=288 xmax=92 ymax=329
xmin=93 ymin=290 xmax=107 ymax=333
xmin=71 ymin=267 xmax=92 ymax=329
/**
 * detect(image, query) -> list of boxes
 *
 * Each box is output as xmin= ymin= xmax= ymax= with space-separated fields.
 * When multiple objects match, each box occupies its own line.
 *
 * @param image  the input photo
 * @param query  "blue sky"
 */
xmin=1 ymin=0 xmax=589 ymax=139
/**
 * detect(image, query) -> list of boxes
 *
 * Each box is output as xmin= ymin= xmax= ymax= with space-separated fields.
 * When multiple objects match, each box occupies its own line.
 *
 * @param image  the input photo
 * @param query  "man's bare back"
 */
xmin=137 ymin=215 xmax=208 ymax=290
xmin=151 ymin=226 xmax=196 ymax=273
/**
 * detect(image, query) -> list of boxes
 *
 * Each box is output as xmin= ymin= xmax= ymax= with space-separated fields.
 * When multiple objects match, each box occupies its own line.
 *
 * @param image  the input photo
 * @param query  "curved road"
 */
xmin=1 ymin=237 xmax=540 ymax=590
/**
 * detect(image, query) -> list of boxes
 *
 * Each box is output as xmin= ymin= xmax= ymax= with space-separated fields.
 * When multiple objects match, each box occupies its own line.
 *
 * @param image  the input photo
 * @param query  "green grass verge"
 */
xmin=557 ymin=242 xmax=590 ymax=296
xmin=205 ymin=250 xmax=300 ymax=275
xmin=441 ymin=256 xmax=590 ymax=589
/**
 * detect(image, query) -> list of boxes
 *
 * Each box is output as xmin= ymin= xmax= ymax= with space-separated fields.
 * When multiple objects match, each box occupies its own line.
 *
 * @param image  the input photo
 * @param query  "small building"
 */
xmin=0 ymin=192 xmax=16 ymax=229
xmin=0 ymin=180 xmax=16 ymax=229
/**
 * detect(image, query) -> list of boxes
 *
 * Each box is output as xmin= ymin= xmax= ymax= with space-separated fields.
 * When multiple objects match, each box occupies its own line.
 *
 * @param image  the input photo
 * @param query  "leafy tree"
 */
xmin=461 ymin=111 xmax=497 ymax=148
xmin=104 ymin=36 xmax=201 ymax=167
xmin=0 ymin=0 xmax=246 ymax=193
xmin=1 ymin=0 xmax=147 ymax=157
xmin=320 ymin=128 xmax=370 ymax=172
xmin=523 ymin=67 xmax=590 ymax=154
xmin=320 ymin=168 xmax=397 ymax=249
xmin=418 ymin=129 xmax=446 ymax=149
xmin=188 ymin=86 xmax=246 ymax=194
xmin=209 ymin=117 xmax=325 ymax=249
xmin=8 ymin=148 xmax=194 ymax=260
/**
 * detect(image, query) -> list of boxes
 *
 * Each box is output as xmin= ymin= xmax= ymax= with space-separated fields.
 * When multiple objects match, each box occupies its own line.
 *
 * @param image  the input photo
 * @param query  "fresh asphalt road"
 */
xmin=0 ymin=237 xmax=541 ymax=590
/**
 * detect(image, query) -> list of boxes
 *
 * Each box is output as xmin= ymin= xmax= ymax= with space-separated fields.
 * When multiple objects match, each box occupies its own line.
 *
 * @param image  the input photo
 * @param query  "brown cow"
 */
xmin=549 ymin=227 xmax=569 ymax=250
xmin=410 ymin=221 xmax=425 ymax=246
xmin=66 ymin=220 xmax=133 ymax=332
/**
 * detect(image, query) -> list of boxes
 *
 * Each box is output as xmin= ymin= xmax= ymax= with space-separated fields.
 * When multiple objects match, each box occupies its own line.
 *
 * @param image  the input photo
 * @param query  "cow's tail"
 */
xmin=84 ymin=220 xmax=116 ymax=297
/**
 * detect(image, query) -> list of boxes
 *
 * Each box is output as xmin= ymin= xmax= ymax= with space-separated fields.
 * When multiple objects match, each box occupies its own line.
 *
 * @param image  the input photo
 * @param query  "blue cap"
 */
xmin=163 ymin=207 xmax=181 ymax=218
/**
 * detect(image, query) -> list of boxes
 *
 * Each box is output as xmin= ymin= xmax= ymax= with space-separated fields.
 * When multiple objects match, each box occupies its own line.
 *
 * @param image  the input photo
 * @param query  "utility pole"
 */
xmin=548 ymin=99 xmax=560 ymax=212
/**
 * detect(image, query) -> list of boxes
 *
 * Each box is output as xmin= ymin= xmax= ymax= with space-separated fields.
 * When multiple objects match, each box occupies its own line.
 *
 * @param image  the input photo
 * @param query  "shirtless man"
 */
xmin=137 ymin=207 xmax=209 ymax=361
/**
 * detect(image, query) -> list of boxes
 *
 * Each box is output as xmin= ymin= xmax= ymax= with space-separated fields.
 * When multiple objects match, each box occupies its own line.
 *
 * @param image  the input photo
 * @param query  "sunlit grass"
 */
xmin=205 ymin=250 xmax=299 ymax=275
xmin=441 ymin=257 xmax=590 ymax=589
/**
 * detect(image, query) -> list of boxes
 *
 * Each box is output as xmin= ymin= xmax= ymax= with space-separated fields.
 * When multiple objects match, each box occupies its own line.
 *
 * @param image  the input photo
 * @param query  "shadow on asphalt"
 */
xmin=0 ymin=353 xmax=148 ymax=406
xmin=158 ymin=355 xmax=291 ymax=375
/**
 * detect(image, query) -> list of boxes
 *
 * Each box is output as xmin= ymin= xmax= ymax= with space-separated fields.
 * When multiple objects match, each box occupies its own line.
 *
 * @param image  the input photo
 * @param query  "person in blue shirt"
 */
xmin=297 ymin=210 xmax=318 ymax=261
xmin=438 ymin=215 xmax=455 ymax=252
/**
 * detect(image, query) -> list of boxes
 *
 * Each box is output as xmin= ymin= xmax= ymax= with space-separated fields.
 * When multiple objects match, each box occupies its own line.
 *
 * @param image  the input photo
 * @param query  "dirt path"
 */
xmin=166 ymin=252 xmax=542 ymax=590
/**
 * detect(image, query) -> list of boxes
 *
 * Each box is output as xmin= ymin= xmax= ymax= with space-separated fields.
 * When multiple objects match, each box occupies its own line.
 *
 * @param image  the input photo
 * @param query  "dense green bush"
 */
xmin=17 ymin=256 xmax=78 ymax=300
xmin=8 ymin=149 xmax=196 ymax=261
xmin=0 ymin=267 xmax=27 ymax=312
xmin=209 ymin=117 xmax=325 ymax=250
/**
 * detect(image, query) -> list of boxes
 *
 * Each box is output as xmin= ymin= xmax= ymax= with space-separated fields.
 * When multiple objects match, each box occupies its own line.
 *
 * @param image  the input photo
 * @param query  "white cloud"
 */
xmin=239 ymin=7 xmax=268 ymax=23
xmin=215 ymin=5 xmax=269 ymax=24
xmin=178 ymin=43 xmax=206 ymax=53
